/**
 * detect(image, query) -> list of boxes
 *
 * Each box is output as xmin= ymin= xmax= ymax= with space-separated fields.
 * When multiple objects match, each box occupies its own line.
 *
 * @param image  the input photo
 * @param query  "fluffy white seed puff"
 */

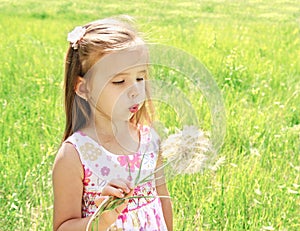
xmin=161 ymin=125 xmax=213 ymax=174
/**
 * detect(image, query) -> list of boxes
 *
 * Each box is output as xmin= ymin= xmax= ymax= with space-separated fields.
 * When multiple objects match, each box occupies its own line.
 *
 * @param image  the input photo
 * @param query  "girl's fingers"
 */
xmin=113 ymin=189 xmax=134 ymax=214
xmin=102 ymin=185 xmax=124 ymax=198
xmin=110 ymin=178 xmax=134 ymax=192
xmin=94 ymin=196 xmax=109 ymax=207
xmin=106 ymin=178 xmax=134 ymax=194
xmin=112 ymin=178 xmax=133 ymax=189
xmin=96 ymin=188 xmax=134 ymax=227
xmin=114 ymin=199 xmax=128 ymax=214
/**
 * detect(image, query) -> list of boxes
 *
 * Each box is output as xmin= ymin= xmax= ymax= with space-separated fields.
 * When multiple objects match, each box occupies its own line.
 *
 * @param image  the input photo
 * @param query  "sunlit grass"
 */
xmin=1 ymin=0 xmax=299 ymax=230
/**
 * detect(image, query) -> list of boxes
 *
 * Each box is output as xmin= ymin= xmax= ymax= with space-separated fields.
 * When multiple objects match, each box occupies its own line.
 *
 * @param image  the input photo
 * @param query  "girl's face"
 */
xmin=93 ymin=65 xmax=146 ymax=121
xmin=87 ymin=46 xmax=148 ymax=122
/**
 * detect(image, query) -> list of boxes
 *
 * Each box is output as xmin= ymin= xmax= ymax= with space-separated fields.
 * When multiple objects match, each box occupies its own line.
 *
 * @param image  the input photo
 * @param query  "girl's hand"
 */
xmin=101 ymin=178 xmax=134 ymax=198
xmin=94 ymin=178 xmax=134 ymax=229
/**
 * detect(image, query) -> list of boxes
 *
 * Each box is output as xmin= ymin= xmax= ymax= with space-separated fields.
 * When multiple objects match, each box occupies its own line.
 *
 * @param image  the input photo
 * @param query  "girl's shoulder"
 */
xmin=63 ymin=131 xmax=95 ymax=152
xmin=54 ymin=131 xmax=90 ymax=172
xmin=64 ymin=130 xmax=86 ymax=143
xmin=53 ymin=141 xmax=84 ymax=179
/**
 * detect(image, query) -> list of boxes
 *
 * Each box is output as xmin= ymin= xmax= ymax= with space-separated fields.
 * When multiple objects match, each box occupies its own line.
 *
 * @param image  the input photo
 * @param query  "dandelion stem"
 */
xmin=134 ymin=152 xmax=146 ymax=186
xmin=138 ymin=160 xmax=172 ymax=185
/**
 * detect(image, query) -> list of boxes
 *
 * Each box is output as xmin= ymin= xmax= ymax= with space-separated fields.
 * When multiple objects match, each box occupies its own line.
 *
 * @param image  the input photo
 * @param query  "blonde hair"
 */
xmin=63 ymin=17 xmax=153 ymax=141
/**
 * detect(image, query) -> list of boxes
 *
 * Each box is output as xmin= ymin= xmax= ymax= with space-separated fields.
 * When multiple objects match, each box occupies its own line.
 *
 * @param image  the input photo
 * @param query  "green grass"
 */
xmin=1 ymin=0 xmax=299 ymax=230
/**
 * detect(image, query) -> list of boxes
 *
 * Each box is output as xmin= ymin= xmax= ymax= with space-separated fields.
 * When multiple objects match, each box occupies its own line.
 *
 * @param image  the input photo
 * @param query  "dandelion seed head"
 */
xmin=161 ymin=125 xmax=217 ymax=174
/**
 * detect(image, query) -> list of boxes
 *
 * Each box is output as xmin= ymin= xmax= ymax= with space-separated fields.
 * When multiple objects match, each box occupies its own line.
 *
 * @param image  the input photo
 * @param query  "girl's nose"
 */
xmin=127 ymin=83 xmax=139 ymax=99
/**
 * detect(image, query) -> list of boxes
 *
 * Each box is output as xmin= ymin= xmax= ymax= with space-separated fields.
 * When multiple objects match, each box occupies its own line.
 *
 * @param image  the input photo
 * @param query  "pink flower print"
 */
xmin=155 ymin=213 xmax=161 ymax=228
xmin=100 ymin=166 xmax=110 ymax=176
xmin=83 ymin=167 xmax=92 ymax=186
xmin=83 ymin=178 xmax=90 ymax=186
xmin=106 ymin=155 xmax=112 ymax=161
xmin=119 ymin=213 xmax=127 ymax=223
xmin=146 ymin=212 xmax=151 ymax=226
xmin=117 ymin=154 xmax=141 ymax=172
xmin=77 ymin=131 xmax=87 ymax=136
xmin=134 ymin=185 xmax=141 ymax=194
xmin=141 ymin=125 xmax=149 ymax=133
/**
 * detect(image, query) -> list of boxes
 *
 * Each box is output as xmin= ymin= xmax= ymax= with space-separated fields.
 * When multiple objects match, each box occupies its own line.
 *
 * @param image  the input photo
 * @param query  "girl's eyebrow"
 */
xmin=114 ymin=70 xmax=147 ymax=77
xmin=138 ymin=70 xmax=147 ymax=74
xmin=113 ymin=73 xmax=128 ymax=78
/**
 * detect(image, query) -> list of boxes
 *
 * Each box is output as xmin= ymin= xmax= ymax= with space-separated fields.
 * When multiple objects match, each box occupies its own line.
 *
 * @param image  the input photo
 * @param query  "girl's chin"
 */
xmin=111 ymin=114 xmax=134 ymax=122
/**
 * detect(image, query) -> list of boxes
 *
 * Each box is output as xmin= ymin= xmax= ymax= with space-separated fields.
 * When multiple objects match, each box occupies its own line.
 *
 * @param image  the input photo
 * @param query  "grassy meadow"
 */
xmin=0 ymin=0 xmax=299 ymax=230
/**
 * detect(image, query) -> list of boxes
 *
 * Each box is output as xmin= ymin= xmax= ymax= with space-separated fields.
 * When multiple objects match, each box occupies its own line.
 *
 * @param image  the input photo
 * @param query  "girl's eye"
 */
xmin=112 ymin=80 xmax=125 ymax=84
xmin=136 ymin=76 xmax=144 ymax=81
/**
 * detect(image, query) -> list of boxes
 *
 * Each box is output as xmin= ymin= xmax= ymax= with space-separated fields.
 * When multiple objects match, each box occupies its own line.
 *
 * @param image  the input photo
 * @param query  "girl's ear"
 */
xmin=75 ymin=77 xmax=89 ymax=100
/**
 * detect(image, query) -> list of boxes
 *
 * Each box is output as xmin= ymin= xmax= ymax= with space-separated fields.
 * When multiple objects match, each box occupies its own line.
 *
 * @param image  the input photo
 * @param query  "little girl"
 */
xmin=52 ymin=17 xmax=173 ymax=231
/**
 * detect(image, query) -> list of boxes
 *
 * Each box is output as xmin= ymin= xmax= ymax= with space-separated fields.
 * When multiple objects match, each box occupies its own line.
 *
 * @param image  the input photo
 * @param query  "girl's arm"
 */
xmin=155 ymin=152 xmax=173 ymax=231
xmin=52 ymin=143 xmax=132 ymax=231
xmin=52 ymin=142 xmax=91 ymax=231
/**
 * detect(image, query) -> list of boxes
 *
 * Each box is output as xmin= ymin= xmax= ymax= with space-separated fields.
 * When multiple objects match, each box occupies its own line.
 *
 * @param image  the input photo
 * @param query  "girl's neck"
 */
xmin=83 ymin=116 xmax=140 ymax=155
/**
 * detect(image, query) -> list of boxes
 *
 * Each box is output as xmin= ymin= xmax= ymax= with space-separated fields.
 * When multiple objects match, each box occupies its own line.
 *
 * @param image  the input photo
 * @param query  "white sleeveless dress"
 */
xmin=65 ymin=125 xmax=168 ymax=231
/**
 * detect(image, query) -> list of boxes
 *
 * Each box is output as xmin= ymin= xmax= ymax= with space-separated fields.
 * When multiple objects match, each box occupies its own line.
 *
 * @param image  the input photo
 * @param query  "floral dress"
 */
xmin=65 ymin=125 xmax=168 ymax=231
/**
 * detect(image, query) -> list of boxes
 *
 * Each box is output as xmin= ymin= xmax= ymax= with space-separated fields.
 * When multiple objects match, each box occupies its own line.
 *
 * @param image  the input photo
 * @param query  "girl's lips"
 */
xmin=129 ymin=104 xmax=139 ymax=113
